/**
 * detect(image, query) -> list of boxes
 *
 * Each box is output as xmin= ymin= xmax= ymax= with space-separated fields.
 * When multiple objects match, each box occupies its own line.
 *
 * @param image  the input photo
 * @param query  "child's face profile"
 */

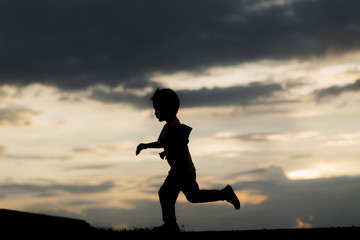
xmin=153 ymin=106 xmax=167 ymax=122
xmin=153 ymin=102 xmax=174 ymax=122
xmin=151 ymin=89 xmax=179 ymax=122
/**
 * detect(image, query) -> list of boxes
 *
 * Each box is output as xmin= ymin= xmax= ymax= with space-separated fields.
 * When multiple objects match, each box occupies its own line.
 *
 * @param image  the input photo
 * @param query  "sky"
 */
xmin=1 ymin=0 xmax=360 ymax=231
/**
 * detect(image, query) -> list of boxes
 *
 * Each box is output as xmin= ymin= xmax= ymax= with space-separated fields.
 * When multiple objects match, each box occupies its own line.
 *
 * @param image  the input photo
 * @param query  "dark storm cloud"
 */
xmin=89 ymin=82 xmax=284 ymax=108
xmin=0 ymin=0 xmax=359 ymax=90
xmin=88 ymin=87 xmax=152 ymax=108
xmin=177 ymin=82 xmax=284 ymax=108
xmin=227 ymin=167 xmax=360 ymax=230
xmin=314 ymin=79 xmax=360 ymax=102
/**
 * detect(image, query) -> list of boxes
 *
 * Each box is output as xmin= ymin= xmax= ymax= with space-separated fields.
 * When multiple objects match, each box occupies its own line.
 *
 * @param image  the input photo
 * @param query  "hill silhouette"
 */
xmin=0 ymin=208 xmax=359 ymax=236
xmin=0 ymin=209 xmax=95 ymax=236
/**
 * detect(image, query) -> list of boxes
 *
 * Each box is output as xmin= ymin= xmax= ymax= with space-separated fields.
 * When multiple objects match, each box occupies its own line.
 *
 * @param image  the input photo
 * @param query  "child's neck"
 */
xmin=165 ymin=116 xmax=178 ymax=124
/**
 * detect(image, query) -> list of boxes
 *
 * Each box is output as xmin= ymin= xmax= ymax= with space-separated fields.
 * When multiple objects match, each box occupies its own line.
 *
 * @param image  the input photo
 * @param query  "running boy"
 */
xmin=136 ymin=88 xmax=240 ymax=232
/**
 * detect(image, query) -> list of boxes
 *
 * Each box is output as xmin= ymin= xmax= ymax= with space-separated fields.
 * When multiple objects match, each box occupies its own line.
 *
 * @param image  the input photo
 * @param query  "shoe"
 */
xmin=223 ymin=185 xmax=240 ymax=210
xmin=152 ymin=223 xmax=180 ymax=232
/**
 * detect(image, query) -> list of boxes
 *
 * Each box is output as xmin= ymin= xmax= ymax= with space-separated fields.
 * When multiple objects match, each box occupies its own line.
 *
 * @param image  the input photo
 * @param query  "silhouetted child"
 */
xmin=136 ymin=88 xmax=240 ymax=232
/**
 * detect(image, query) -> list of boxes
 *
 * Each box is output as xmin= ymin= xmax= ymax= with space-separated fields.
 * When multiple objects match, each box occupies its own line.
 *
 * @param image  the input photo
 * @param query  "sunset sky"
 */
xmin=1 ymin=0 xmax=360 ymax=231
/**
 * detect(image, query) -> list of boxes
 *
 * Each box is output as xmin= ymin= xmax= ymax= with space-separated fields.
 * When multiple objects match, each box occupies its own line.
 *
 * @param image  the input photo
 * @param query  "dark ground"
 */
xmin=0 ymin=209 xmax=359 ymax=237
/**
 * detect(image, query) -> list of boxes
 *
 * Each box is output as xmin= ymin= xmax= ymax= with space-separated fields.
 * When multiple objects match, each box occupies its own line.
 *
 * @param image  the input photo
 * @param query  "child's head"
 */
xmin=151 ymin=88 xmax=180 ymax=122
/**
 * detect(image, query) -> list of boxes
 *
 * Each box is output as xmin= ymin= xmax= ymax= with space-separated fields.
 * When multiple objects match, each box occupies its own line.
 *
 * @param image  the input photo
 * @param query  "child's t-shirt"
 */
xmin=158 ymin=117 xmax=196 ymax=174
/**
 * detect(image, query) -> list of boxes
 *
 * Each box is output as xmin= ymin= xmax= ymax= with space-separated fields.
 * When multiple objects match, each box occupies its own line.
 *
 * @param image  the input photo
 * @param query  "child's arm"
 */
xmin=136 ymin=141 xmax=163 ymax=155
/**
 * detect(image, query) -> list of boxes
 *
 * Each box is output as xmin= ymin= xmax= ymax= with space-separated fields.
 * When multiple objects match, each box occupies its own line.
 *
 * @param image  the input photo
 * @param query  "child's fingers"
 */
xmin=136 ymin=147 xmax=142 ymax=155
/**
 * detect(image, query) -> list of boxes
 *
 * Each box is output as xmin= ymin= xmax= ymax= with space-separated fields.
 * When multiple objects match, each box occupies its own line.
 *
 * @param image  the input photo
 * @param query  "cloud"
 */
xmin=226 ymin=166 xmax=360 ymax=228
xmin=64 ymin=164 xmax=116 ymax=171
xmin=0 ymin=105 xmax=41 ymax=127
xmin=0 ymin=180 xmax=114 ymax=197
xmin=88 ymin=87 xmax=152 ymax=108
xmin=207 ymin=167 xmax=360 ymax=230
xmin=228 ymin=166 xmax=288 ymax=182
xmin=314 ymin=79 xmax=360 ymax=102
xmin=177 ymin=82 xmax=284 ymax=108
xmin=89 ymin=82 xmax=284 ymax=108
xmin=73 ymin=143 xmax=120 ymax=156
xmin=4 ymin=154 xmax=70 ymax=161
xmin=321 ymin=131 xmax=360 ymax=147
xmin=214 ymin=131 xmax=318 ymax=142
xmin=295 ymin=216 xmax=313 ymax=228
xmin=0 ymin=0 xmax=359 ymax=90
xmin=0 ymin=146 xmax=6 ymax=156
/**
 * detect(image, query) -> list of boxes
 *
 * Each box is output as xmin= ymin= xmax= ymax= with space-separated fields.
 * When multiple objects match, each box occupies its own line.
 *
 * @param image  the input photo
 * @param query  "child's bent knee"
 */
xmin=185 ymin=193 xmax=199 ymax=203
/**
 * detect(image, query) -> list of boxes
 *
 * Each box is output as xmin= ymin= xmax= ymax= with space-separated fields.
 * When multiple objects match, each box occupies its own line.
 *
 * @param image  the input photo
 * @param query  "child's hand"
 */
xmin=136 ymin=143 xmax=146 ymax=155
xmin=159 ymin=151 xmax=167 ymax=160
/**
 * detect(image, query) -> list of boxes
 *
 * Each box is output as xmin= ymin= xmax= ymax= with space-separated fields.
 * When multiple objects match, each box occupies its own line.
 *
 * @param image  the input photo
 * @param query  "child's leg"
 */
xmin=182 ymin=178 xmax=224 ymax=203
xmin=182 ymin=174 xmax=240 ymax=210
xmin=158 ymin=174 xmax=181 ymax=224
